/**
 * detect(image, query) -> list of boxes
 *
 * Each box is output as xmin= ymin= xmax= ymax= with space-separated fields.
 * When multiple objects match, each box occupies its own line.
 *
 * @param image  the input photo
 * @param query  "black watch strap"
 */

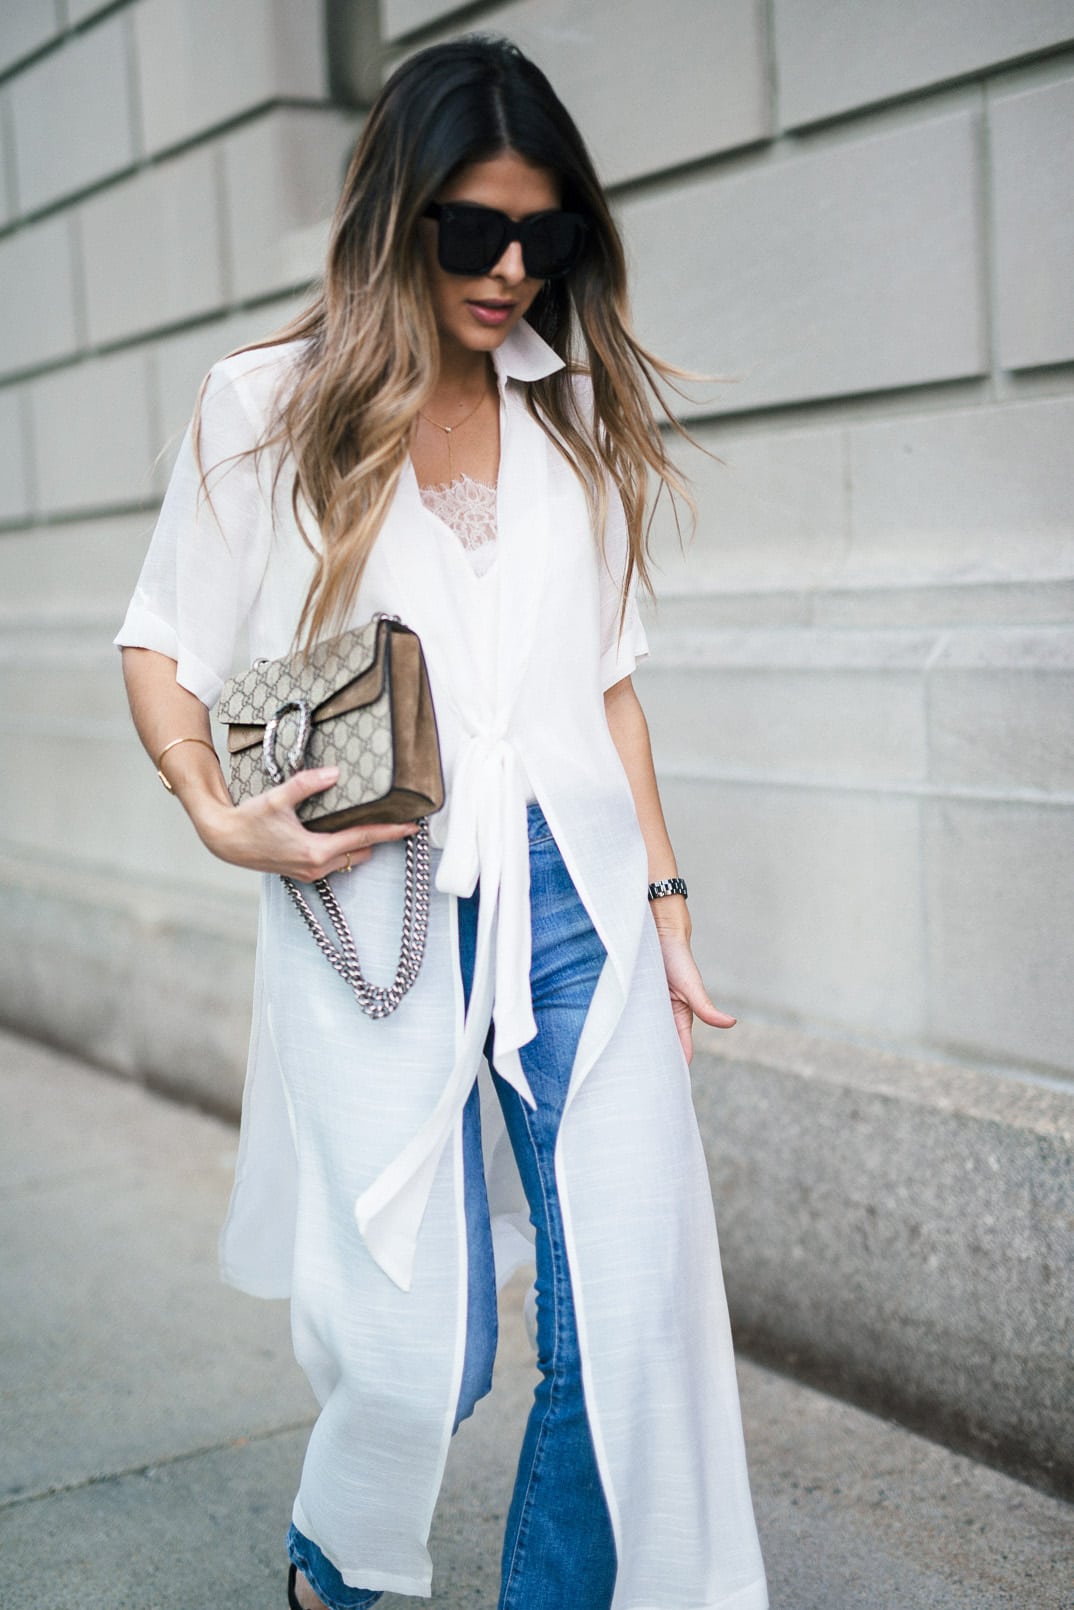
xmin=648 ymin=877 xmax=688 ymax=902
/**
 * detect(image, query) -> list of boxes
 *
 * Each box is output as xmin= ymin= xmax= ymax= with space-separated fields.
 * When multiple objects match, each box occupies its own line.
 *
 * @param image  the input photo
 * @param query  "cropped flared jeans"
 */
xmin=287 ymin=802 xmax=619 ymax=1610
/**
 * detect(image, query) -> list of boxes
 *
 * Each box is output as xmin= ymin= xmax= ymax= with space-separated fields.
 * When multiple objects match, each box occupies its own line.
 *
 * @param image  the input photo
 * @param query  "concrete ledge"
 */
xmin=693 ymin=1020 xmax=1074 ymax=1500
xmin=0 ymin=850 xmax=255 ymax=1119
xmin=2 ymin=873 xmax=1070 ymax=1498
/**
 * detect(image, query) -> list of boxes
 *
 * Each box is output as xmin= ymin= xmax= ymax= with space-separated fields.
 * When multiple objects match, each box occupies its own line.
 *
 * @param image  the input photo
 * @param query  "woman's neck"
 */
xmin=432 ymin=346 xmax=495 ymax=403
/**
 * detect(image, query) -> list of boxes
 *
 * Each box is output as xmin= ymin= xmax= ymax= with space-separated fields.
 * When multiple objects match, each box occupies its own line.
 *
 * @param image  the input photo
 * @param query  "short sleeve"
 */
xmin=598 ymin=476 xmax=650 ymax=692
xmin=113 ymin=361 xmax=273 ymax=709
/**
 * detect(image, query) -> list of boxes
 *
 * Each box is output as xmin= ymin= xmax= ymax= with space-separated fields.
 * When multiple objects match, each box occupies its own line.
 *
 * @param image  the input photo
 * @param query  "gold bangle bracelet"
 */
xmin=156 ymin=735 xmax=218 ymax=794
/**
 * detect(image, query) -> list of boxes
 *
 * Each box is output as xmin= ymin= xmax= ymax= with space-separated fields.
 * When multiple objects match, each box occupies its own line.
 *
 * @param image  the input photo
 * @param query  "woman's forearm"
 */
xmin=603 ymin=674 xmax=689 ymax=938
xmin=120 ymin=647 xmax=235 ymax=839
xmin=604 ymin=673 xmax=736 ymax=1045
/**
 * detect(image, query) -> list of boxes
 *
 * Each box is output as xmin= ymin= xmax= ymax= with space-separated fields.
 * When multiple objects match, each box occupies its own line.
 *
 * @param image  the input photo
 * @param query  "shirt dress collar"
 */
xmin=489 ymin=317 xmax=567 ymax=390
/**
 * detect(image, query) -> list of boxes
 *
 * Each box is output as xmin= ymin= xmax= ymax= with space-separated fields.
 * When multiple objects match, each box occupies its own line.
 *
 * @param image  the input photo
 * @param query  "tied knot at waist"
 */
xmin=435 ymin=732 xmax=536 ymax=1061
xmin=354 ymin=730 xmax=538 ymax=1291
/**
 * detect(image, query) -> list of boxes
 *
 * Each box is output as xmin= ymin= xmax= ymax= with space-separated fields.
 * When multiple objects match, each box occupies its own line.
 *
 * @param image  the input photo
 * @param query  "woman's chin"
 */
xmin=437 ymin=299 xmax=536 ymax=355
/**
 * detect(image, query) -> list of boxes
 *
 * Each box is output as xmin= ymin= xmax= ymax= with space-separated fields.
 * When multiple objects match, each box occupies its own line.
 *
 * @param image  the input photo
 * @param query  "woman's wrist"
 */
xmin=189 ymin=794 xmax=240 ymax=859
xmin=649 ymin=891 xmax=691 ymax=940
xmin=164 ymin=763 xmax=238 ymax=857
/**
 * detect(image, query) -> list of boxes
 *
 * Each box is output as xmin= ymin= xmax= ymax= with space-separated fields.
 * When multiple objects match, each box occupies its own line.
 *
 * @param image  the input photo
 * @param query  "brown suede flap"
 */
xmin=388 ymin=631 xmax=445 ymax=810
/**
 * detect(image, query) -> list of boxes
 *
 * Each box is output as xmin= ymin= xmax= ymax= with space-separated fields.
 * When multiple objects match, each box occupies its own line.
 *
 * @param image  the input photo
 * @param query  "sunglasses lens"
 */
xmin=436 ymin=206 xmax=506 ymax=274
xmin=524 ymin=212 xmax=587 ymax=278
xmin=431 ymin=205 xmax=588 ymax=278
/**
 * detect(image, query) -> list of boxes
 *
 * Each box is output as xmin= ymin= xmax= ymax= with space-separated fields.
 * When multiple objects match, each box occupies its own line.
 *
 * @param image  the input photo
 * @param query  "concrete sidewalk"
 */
xmin=1 ymin=1028 xmax=1070 ymax=1610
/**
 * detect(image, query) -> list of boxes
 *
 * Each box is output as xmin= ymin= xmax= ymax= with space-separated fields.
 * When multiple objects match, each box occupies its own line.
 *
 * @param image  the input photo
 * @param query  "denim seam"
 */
xmin=498 ymin=1094 xmax=567 ymax=1610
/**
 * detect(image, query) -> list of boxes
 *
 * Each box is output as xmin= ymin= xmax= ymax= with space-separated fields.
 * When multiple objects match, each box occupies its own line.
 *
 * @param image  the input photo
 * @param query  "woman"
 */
xmin=116 ymin=34 xmax=768 ymax=1610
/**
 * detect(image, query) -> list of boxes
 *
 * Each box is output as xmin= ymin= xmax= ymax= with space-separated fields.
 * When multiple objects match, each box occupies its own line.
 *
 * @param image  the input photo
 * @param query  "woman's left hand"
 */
xmin=653 ymin=912 xmax=736 ymax=1065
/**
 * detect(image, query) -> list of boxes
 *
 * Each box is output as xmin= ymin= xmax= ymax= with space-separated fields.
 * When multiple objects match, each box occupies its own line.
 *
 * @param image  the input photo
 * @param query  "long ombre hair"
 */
xmin=200 ymin=34 xmax=719 ymax=653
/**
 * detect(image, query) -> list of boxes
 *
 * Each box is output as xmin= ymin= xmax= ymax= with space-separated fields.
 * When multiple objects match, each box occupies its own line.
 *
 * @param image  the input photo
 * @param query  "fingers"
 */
xmin=686 ymin=987 xmax=736 ymax=1028
xmin=671 ymin=999 xmax=696 ymax=1065
xmin=284 ymin=846 xmax=374 ymax=884
xmin=276 ymin=765 xmax=341 ymax=807
xmin=350 ymin=820 xmax=423 ymax=845
xmin=667 ymin=944 xmax=737 ymax=1031
xmin=694 ymin=996 xmax=737 ymax=1029
xmin=317 ymin=816 xmax=420 ymax=857
xmin=672 ymin=990 xmax=736 ymax=1068
xmin=287 ymin=818 xmax=420 ymax=883
xmin=668 ymin=976 xmax=736 ymax=1070
xmin=225 ymin=767 xmax=423 ymax=880
xmin=666 ymin=956 xmax=737 ymax=1031
xmin=677 ymin=1018 xmax=695 ymax=1065
xmin=269 ymin=771 xmax=421 ymax=844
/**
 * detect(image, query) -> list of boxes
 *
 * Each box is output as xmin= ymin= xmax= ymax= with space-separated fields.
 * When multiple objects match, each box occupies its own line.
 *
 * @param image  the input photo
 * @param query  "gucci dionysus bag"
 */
xmin=217 ymin=614 xmax=444 ymax=1018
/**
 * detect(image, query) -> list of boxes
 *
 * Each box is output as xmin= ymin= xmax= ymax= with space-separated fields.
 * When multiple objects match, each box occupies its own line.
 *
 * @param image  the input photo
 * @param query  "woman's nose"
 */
xmin=490 ymin=238 xmax=528 ymax=284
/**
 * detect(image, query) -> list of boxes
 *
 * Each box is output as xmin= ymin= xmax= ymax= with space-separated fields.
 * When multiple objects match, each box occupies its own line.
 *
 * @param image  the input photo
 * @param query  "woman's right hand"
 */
xmin=119 ymin=650 xmax=417 ymax=881
xmin=196 ymin=765 xmax=420 ymax=882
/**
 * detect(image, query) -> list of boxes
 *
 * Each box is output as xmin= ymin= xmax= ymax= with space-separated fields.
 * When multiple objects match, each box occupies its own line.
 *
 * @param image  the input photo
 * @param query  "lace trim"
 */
xmin=418 ymin=473 xmax=498 ymax=574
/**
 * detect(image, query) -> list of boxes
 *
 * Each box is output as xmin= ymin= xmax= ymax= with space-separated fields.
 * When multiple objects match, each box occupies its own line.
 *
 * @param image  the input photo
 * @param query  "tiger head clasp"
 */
xmin=262 ymin=698 xmax=313 ymax=785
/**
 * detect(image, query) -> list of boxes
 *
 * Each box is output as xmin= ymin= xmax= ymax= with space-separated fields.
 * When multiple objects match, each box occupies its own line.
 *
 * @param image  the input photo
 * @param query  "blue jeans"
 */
xmin=288 ymin=803 xmax=618 ymax=1610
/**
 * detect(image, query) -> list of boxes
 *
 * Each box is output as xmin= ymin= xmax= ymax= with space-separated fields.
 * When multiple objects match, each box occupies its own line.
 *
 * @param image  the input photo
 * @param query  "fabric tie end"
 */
xmin=354 ymin=1201 xmax=418 ymax=1293
xmin=491 ymin=1045 xmax=536 ymax=1110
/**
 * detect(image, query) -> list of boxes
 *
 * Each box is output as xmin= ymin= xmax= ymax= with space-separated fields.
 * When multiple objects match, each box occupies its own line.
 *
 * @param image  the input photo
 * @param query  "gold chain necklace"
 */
xmin=419 ymin=385 xmax=491 ymax=481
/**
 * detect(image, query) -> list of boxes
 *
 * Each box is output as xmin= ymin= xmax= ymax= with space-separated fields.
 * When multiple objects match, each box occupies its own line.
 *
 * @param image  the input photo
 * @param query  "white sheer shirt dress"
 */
xmin=114 ymin=318 xmax=768 ymax=1610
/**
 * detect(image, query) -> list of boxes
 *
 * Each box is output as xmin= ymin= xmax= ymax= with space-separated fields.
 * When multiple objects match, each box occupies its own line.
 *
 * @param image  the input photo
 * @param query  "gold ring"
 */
xmin=343 ymin=851 xmax=352 ymax=874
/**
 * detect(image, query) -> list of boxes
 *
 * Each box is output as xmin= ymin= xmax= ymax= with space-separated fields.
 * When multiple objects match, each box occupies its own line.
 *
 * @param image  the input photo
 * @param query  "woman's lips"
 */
xmin=466 ymin=301 xmax=515 ymax=326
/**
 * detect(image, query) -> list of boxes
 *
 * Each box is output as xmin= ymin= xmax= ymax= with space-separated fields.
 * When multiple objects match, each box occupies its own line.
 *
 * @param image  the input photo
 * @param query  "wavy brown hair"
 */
xmin=198 ymin=33 xmax=724 ymax=653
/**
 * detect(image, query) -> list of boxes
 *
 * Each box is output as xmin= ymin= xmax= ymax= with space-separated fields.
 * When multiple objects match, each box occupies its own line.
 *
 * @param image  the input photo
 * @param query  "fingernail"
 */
xmin=319 ymin=767 xmax=339 ymax=780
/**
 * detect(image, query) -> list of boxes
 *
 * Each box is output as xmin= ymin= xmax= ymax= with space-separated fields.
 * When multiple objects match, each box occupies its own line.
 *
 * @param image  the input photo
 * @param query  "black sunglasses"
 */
xmin=423 ymin=201 xmax=588 ymax=280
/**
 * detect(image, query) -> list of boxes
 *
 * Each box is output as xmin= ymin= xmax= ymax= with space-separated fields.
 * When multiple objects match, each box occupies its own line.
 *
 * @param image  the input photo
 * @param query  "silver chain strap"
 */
xmin=280 ymin=819 xmax=432 ymax=1018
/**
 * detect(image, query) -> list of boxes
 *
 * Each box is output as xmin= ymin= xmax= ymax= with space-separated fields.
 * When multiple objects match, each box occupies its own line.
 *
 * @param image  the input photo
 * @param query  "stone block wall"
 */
xmin=2 ymin=0 xmax=1072 ymax=1092
xmin=0 ymin=0 xmax=363 ymax=1091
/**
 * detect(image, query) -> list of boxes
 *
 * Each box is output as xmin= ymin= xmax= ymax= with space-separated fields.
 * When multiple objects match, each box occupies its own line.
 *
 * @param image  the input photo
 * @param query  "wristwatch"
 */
xmin=647 ymin=877 xmax=688 ymax=902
